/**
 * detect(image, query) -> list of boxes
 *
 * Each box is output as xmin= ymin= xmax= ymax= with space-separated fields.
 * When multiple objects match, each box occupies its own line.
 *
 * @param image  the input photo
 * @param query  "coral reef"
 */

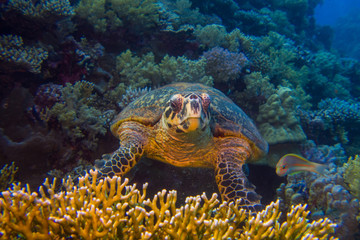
xmin=317 ymin=98 xmax=360 ymax=125
xmin=297 ymin=98 xmax=360 ymax=146
xmin=194 ymin=24 xmax=227 ymax=49
xmin=4 ymin=0 xmax=74 ymax=19
xmin=115 ymin=50 xmax=213 ymax=88
xmin=47 ymin=81 xmax=110 ymax=150
xmin=0 ymin=162 xmax=18 ymax=192
xmin=33 ymin=83 xmax=64 ymax=120
xmin=301 ymin=140 xmax=347 ymax=165
xmin=0 ymin=35 xmax=48 ymax=73
xmin=276 ymin=162 xmax=360 ymax=239
xmin=257 ymin=87 xmax=306 ymax=145
xmin=203 ymin=47 xmax=248 ymax=84
xmin=75 ymin=0 xmax=160 ymax=33
xmin=159 ymin=0 xmax=219 ymax=30
xmin=343 ymin=155 xmax=360 ymax=199
xmin=0 ymin=170 xmax=338 ymax=239
xmin=232 ymin=71 xmax=276 ymax=117
xmin=47 ymin=36 xmax=105 ymax=84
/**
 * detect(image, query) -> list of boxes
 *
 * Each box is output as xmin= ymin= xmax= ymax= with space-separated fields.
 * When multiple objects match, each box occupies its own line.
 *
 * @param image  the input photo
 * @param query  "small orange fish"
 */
xmin=276 ymin=154 xmax=327 ymax=177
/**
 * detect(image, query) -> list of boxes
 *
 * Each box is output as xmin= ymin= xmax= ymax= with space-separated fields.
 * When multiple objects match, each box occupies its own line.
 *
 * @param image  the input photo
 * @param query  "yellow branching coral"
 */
xmin=0 ymin=170 xmax=338 ymax=239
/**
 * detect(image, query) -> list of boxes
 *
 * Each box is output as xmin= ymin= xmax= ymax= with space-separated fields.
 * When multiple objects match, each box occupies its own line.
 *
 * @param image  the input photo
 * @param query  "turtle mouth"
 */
xmin=180 ymin=117 xmax=200 ymax=123
xmin=180 ymin=117 xmax=202 ymax=131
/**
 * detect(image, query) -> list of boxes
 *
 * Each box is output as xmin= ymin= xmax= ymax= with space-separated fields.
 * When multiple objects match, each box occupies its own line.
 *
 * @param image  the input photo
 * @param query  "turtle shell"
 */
xmin=111 ymin=83 xmax=268 ymax=155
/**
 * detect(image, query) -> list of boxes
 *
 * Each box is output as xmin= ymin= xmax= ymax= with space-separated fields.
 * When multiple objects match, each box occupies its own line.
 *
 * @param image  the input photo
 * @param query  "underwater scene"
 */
xmin=0 ymin=0 xmax=360 ymax=239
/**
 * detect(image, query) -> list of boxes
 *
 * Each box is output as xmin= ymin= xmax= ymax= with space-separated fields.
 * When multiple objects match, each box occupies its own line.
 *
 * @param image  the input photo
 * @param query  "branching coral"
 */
xmin=0 ymin=162 xmax=18 ymax=192
xmin=75 ymin=0 xmax=160 ymax=33
xmin=115 ymin=50 xmax=160 ymax=88
xmin=0 ymin=34 xmax=48 ymax=73
xmin=5 ymin=0 xmax=74 ymax=19
xmin=298 ymin=98 xmax=360 ymax=145
xmin=161 ymin=55 xmax=213 ymax=85
xmin=160 ymin=0 xmax=217 ymax=30
xmin=0 ymin=170 xmax=338 ymax=239
xmin=194 ymin=24 xmax=227 ymax=49
xmin=115 ymin=50 xmax=213 ymax=88
xmin=317 ymin=98 xmax=360 ymax=125
xmin=47 ymin=81 xmax=110 ymax=150
xmin=231 ymin=71 xmax=276 ymax=118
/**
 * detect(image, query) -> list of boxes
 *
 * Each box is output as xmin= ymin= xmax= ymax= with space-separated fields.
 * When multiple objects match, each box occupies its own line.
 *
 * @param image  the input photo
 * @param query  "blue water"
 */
xmin=315 ymin=0 xmax=360 ymax=60
xmin=315 ymin=0 xmax=360 ymax=25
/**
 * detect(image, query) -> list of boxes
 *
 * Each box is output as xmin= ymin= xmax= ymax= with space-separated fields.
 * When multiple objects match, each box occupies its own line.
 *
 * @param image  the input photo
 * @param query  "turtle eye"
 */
xmin=169 ymin=94 xmax=183 ymax=113
xmin=201 ymin=93 xmax=210 ymax=111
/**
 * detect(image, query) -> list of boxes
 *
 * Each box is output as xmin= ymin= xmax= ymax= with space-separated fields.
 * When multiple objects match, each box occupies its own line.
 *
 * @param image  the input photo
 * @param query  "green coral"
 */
xmin=257 ymin=87 xmax=306 ymax=145
xmin=233 ymin=71 xmax=276 ymax=115
xmin=0 ymin=162 xmax=18 ymax=192
xmin=75 ymin=0 xmax=160 ymax=33
xmin=254 ymin=32 xmax=302 ymax=85
xmin=161 ymin=55 xmax=213 ymax=85
xmin=170 ymin=0 xmax=208 ymax=28
xmin=271 ymin=0 xmax=310 ymax=33
xmin=48 ymin=81 xmax=109 ymax=150
xmin=115 ymin=50 xmax=213 ymax=88
xmin=313 ymin=50 xmax=338 ymax=77
xmin=0 ymin=35 xmax=48 ymax=73
xmin=194 ymin=24 xmax=227 ymax=49
xmin=242 ymin=71 xmax=276 ymax=99
xmin=343 ymin=155 xmax=360 ymax=199
xmin=115 ymin=50 xmax=160 ymax=88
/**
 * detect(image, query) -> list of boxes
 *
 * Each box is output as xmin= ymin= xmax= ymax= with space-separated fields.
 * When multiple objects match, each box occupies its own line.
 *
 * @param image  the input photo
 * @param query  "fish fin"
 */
xmin=287 ymin=171 xmax=303 ymax=176
xmin=285 ymin=153 xmax=313 ymax=164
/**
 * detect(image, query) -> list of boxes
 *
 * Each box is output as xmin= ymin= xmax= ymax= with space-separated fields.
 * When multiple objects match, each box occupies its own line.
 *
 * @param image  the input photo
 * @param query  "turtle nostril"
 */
xmin=190 ymin=94 xmax=198 ymax=99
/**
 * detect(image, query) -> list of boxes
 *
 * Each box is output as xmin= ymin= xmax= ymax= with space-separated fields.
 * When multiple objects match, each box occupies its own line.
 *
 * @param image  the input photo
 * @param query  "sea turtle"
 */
xmin=95 ymin=83 xmax=268 ymax=211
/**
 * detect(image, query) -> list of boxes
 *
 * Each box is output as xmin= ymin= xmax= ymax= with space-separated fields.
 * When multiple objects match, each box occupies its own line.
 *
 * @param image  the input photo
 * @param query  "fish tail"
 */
xmin=314 ymin=163 xmax=328 ymax=175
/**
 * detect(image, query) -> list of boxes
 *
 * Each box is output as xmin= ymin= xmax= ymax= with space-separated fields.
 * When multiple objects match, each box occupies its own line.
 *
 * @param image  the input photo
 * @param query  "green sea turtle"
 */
xmin=95 ymin=83 xmax=268 ymax=211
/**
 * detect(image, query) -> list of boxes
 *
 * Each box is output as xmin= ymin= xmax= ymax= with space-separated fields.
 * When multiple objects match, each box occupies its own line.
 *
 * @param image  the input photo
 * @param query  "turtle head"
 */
xmin=162 ymin=92 xmax=211 ymax=134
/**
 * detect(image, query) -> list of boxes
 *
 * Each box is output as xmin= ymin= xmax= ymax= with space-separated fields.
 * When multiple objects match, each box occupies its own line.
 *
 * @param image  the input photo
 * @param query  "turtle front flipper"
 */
xmin=95 ymin=122 xmax=148 ymax=178
xmin=214 ymin=138 xmax=263 ymax=212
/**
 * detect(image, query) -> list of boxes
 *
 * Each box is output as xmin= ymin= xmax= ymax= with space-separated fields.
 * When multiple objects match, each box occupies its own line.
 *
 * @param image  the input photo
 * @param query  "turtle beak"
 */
xmin=181 ymin=117 xmax=201 ymax=131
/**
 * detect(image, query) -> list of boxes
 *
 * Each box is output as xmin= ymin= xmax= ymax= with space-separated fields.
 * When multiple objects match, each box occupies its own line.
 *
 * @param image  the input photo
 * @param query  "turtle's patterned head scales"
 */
xmin=162 ymin=92 xmax=211 ymax=133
